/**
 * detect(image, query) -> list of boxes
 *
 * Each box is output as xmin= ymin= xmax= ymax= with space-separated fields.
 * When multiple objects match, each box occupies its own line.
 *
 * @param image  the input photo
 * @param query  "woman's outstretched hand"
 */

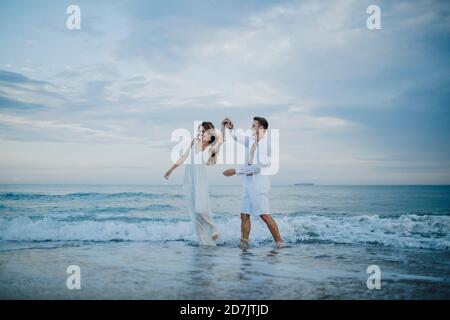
xmin=164 ymin=170 xmax=172 ymax=180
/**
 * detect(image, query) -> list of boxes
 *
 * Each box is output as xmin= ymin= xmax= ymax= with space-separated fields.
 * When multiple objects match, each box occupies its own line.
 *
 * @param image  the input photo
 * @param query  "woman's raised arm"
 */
xmin=164 ymin=139 xmax=194 ymax=179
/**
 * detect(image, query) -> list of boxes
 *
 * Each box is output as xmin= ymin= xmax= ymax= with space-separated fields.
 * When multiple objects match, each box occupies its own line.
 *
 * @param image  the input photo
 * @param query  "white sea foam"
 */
xmin=0 ymin=214 xmax=448 ymax=250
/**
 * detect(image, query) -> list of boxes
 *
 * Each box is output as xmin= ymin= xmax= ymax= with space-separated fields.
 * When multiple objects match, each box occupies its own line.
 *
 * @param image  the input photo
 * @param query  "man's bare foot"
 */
xmin=240 ymin=238 xmax=249 ymax=251
xmin=275 ymin=241 xmax=285 ymax=248
xmin=212 ymin=233 xmax=219 ymax=241
xmin=240 ymin=244 xmax=249 ymax=252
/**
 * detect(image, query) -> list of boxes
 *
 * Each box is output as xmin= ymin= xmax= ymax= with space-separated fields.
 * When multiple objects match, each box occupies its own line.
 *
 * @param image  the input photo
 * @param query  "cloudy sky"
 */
xmin=0 ymin=0 xmax=449 ymax=185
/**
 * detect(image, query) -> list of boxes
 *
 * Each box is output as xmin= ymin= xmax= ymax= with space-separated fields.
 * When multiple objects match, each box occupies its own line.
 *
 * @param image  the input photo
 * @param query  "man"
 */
xmin=222 ymin=116 xmax=284 ymax=248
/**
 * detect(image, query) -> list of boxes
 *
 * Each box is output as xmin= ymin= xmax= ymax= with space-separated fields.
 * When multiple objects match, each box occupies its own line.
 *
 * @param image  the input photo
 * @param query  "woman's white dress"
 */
xmin=183 ymin=142 xmax=218 ymax=246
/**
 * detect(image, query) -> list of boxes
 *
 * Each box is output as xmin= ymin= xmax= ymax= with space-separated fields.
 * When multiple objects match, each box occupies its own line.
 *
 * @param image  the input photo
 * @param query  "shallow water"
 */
xmin=0 ymin=185 xmax=449 ymax=249
xmin=1 ymin=242 xmax=449 ymax=299
xmin=0 ymin=184 xmax=449 ymax=299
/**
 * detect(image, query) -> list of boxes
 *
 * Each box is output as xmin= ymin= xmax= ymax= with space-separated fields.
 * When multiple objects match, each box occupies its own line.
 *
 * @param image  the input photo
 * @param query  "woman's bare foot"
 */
xmin=212 ymin=233 xmax=219 ymax=241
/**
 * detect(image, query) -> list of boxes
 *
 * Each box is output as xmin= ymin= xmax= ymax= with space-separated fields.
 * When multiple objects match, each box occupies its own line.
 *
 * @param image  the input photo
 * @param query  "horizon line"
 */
xmin=0 ymin=183 xmax=449 ymax=187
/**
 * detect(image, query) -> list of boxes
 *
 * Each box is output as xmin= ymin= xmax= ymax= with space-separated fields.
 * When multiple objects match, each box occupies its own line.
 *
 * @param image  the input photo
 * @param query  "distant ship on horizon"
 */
xmin=294 ymin=183 xmax=315 ymax=186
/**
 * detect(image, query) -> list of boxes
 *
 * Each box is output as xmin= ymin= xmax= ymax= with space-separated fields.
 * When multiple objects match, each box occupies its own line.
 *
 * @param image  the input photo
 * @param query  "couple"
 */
xmin=164 ymin=116 xmax=283 ymax=248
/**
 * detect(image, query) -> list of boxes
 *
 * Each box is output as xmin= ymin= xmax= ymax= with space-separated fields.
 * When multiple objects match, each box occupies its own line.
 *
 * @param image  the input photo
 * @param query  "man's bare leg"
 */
xmin=260 ymin=214 xmax=283 ymax=245
xmin=241 ymin=213 xmax=251 ymax=248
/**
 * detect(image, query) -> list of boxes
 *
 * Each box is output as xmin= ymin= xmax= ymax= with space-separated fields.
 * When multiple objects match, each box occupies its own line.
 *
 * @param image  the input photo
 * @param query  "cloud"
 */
xmin=0 ymin=0 xmax=448 ymax=184
xmin=0 ymin=113 xmax=145 ymax=143
xmin=0 ymin=96 xmax=47 ymax=111
xmin=0 ymin=70 xmax=49 ymax=85
xmin=0 ymin=70 xmax=66 ymax=109
xmin=271 ymin=108 xmax=355 ymax=133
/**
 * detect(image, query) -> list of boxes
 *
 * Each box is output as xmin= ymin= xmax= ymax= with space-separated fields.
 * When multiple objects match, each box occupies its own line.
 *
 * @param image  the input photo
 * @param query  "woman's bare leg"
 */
xmin=199 ymin=213 xmax=219 ymax=240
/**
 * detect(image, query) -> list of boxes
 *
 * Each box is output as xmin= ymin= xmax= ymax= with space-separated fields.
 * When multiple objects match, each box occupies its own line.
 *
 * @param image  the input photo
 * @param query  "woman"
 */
xmin=164 ymin=121 xmax=225 ymax=246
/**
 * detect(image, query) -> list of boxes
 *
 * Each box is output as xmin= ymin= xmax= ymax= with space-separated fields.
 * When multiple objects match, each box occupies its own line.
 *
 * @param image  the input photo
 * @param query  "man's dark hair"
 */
xmin=253 ymin=116 xmax=269 ymax=129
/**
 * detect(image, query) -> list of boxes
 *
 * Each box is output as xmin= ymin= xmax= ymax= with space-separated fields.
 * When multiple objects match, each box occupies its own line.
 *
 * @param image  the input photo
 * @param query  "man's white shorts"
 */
xmin=240 ymin=189 xmax=270 ymax=216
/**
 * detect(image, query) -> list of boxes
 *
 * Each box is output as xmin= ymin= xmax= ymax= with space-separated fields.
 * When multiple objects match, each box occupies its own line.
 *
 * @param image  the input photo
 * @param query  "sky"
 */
xmin=0 ymin=0 xmax=449 ymax=185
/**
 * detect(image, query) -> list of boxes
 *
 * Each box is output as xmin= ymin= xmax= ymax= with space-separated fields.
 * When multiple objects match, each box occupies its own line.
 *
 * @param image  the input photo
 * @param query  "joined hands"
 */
xmin=222 ymin=117 xmax=233 ymax=129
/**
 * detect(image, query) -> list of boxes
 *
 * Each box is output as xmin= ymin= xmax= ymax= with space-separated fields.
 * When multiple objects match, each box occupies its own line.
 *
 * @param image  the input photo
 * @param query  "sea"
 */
xmin=0 ymin=184 xmax=449 ymax=299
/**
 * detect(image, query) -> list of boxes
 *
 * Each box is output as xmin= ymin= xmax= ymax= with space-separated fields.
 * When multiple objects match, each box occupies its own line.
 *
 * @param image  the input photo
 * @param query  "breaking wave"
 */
xmin=0 ymin=214 xmax=448 ymax=250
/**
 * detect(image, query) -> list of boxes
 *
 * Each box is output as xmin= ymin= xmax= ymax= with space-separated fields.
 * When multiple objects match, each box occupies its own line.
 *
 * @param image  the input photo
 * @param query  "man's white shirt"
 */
xmin=228 ymin=128 xmax=271 ymax=194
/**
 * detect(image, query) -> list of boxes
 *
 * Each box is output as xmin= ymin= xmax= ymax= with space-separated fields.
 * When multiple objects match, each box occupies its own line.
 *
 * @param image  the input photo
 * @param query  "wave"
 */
xmin=0 ymin=214 xmax=448 ymax=250
xmin=55 ymin=204 xmax=176 ymax=214
xmin=0 ymin=192 xmax=183 ymax=201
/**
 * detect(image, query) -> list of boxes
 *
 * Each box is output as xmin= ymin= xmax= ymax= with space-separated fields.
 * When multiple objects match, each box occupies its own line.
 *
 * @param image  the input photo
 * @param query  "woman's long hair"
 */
xmin=200 ymin=121 xmax=219 ymax=165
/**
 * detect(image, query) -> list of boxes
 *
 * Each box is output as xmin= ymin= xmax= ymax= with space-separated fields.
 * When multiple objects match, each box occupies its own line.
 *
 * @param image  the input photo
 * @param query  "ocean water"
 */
xmin=0 ymin=184 xmax=449 ymax=299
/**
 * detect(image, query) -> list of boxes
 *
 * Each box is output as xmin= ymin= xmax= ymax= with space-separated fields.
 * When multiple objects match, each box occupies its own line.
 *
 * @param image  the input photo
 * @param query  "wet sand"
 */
xmin=0 ymin=242 xmax=449 ymax=299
